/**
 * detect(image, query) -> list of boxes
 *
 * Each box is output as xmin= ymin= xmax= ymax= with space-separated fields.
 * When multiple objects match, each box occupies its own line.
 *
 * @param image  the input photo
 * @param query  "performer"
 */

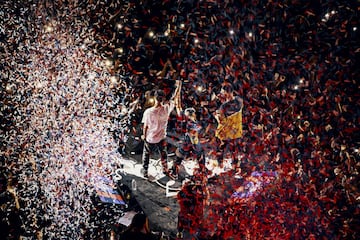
xmin=141 ymin=81 xmax=181 ymax=179
xmin=214 ymin=82 xmax=243 ymax=170
xmin=171 ymin=107 xmax=206 ymax=179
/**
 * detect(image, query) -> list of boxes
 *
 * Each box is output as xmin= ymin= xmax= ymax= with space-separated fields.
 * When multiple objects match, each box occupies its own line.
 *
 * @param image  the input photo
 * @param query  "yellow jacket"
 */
xmin=215 ymin=110 xmax=243 ymax=140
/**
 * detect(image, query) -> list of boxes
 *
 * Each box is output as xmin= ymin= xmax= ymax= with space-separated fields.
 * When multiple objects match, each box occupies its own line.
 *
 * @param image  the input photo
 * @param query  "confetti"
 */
xmin=1 ymin=0 xmax=358 ymax=239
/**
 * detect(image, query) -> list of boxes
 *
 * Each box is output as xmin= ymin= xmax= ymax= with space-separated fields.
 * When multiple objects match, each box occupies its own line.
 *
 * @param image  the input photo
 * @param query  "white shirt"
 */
xmin=142 ymin=101 xmax=175 ymax=143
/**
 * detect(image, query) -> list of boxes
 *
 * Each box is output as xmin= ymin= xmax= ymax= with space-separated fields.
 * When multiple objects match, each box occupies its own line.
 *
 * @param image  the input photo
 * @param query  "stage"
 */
xmin=96 ymin=141 xmax=242 ymax=239
xmin=99 ymin=138 xmax=272 ymax=239
xmin=113 ymin=152 xmax=181 ymax=238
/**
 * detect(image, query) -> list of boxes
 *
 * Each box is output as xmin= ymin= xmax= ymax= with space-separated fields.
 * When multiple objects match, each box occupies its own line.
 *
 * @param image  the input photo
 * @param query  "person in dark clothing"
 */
xmin=171 ymin=107 xmax=206 ymax=179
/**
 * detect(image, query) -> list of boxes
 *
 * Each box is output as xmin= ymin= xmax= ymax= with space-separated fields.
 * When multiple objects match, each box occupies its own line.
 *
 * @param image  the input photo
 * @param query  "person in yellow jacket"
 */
xmin=214 ymin=83 xmax=243 ymax=170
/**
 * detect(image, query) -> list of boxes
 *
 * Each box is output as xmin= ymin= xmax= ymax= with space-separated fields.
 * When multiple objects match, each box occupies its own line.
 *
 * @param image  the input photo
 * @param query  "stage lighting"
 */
xmin=116 ymin=23 xmax=123 ymax=30
xmin=353 ymin=27 xmax=357 ymax=31
xmin=229 ymin=29 xmax=235 ymax=35
xmin=323 ymin=10 xmax=337 ymax=22
xmin=115 ymin=47 xmax=124 ymax=54
xmin=246 ymin=31 xmax=254 ymax=42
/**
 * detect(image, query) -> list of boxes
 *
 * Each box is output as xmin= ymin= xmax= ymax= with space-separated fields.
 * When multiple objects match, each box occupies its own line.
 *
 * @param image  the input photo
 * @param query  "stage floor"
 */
xmin=114 ymin=152 xmax=180 ymax=237
xmin=114 ymin=150 xmax=239 ymax=238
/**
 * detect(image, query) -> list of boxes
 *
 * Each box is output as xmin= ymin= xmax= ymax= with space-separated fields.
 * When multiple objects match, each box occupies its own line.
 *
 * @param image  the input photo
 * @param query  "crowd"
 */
xmin=1 ymin=0 xmax=359 ymax=239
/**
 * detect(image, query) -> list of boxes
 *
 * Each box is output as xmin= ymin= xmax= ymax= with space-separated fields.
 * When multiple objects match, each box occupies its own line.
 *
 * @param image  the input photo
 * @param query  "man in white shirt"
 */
xmin=141 ymin=82 xmax=181 ymax=179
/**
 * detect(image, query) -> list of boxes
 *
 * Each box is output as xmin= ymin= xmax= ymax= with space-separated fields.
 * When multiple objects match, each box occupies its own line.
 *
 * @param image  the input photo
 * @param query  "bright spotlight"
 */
xmin=116 ymin=23 xmax=123 ymax=30
xmin=115 ymin=47 xmax=124 ymax=54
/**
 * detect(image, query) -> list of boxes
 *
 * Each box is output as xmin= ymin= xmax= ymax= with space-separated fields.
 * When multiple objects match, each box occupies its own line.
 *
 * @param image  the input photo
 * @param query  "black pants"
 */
xmin=174 ymin=134 xmax=205 ymax=173
xmin=142 ymin=139 xmax=168 ymax=173
xmin=216 ymin=138 xmax=242 ymax=166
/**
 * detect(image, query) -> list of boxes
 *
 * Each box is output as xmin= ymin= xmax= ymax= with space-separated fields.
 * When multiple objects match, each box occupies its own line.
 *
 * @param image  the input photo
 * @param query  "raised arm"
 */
xmin=173 ymin=80 xmax=182 ymax=116
xmin=159 ymin=59 xmax=175 ymax=78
